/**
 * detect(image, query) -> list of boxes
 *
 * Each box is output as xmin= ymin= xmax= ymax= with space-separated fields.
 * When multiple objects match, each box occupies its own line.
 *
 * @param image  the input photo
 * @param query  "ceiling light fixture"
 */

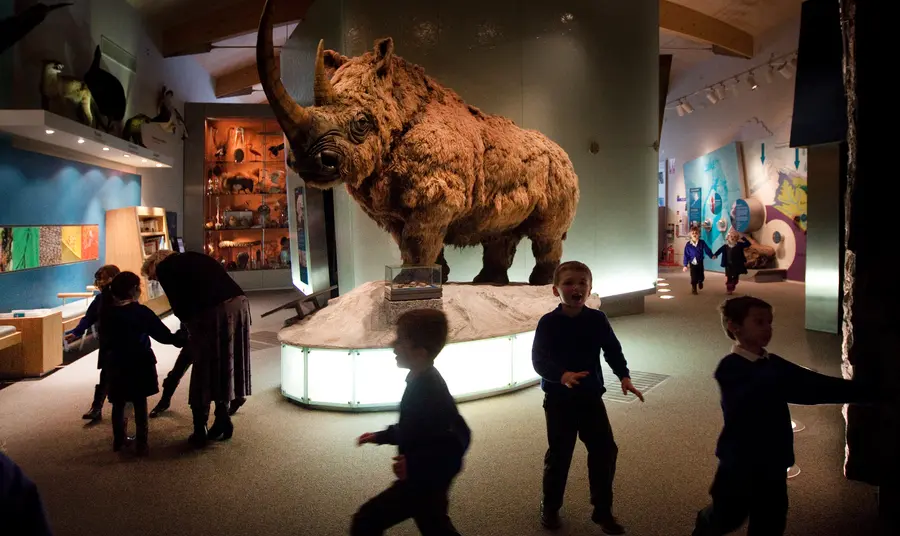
xmin=765 ymin=65 xmax=774 ymax=83
xmin=714 ymin=85 xmax=726 ymax=101
xmin=155 ymin=163 xmax=163 ymax=168
xmin=77 ymin=138 xmax=85 ymax=144
xmin=141 ymin=159 xmax=147 ymax=163
xmin=680 ymin=100 xmax=694 ymax=114
xmin=778 ymin=61 xmax=793 ymax=79
xmin=123 ymin=154 xmax=130 ymax=158
xmin=705 ymin=88 xmax=718 ymax=105
xmin=102 ymin=147 xmax=110 ymax=151
xmin=747 ymin=72 xmax=759 ymax=91
xmin=731 ymin=77 xmax=740 ymax=96
xmin=45 ymin=129 xmax=54 ymax=135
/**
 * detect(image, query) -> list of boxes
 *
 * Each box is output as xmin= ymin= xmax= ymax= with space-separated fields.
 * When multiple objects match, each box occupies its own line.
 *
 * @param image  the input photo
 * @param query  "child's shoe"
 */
xmin=540 ymin=502 xmax=562 ymax=530
xmin=82 ymin=407 xmax=102 ymax=421
xmin=692 ymin=287 xmax=698 ymax=295
xmin=698 ymin=282 xmax=704 ymax=290
xmin=591 ymin=509 xmax=625 ymax=535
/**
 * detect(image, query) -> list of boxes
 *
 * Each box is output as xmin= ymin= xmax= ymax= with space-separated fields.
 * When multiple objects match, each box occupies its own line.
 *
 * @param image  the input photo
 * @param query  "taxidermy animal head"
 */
xmin=258 ymin=3 xmax=414 ymax=189
xmin=43 ymin=60 xmax=64 ymax=75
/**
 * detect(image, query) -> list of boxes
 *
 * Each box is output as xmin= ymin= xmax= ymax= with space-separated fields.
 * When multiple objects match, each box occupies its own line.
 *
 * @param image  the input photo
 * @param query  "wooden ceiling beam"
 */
xmin=214 ymin=54 xmax=279 ymax=99
xmin=659 ymin=0 xmax=754 ymax=59
xmin=160 ymin=0 xmax=312 ymax=58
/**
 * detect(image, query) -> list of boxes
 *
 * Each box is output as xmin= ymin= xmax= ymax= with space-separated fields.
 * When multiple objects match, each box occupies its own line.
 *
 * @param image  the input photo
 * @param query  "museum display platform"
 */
xmin=279 ymin=280 xmax=651 ymax=411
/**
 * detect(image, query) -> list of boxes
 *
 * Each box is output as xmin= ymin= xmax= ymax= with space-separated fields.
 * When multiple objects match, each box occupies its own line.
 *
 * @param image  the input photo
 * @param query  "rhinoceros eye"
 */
xmin=349 ymin=113 xmax=373 ymax=143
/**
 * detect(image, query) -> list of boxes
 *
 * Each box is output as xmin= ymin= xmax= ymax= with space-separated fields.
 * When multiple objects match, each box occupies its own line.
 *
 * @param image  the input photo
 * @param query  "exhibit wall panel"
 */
xmin=286 ymin=0 xmax=659 ymax=296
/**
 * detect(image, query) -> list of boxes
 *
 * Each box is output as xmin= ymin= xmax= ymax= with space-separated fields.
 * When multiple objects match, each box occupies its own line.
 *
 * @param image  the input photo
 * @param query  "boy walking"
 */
xmin=693 ymin=296 xmax=869 ymax=536
xmin=353 ymin=309 xmax=471 ymax=536
xmin=683 ymin=225 xmax=715 ymax=295
xmin=532 ymin=261 xmax=644 ymax=534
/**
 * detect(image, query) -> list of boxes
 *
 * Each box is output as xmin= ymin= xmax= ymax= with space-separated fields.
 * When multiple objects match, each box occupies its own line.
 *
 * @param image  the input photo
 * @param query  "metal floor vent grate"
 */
xmin=602 ymin=369 xmax=670 ymax=404
xmin=100 ymin=35 xmax=136 ymax=73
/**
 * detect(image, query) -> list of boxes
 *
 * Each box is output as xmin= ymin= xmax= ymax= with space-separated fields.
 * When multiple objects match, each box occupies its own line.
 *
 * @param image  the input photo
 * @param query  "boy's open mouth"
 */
xmin=571 ymin=293 xmax=584 ymax=301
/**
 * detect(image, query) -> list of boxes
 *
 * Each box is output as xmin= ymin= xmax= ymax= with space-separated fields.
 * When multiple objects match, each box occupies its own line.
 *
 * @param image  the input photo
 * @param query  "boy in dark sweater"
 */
xmin=532 ymin=261 xmax=644 ymax=535
xmin=353 ymin=309 xmax=471 ymax=536
xmin=683 ymin=225 xmax=715 ymax=295
xmin=693 ymin=296 xmax=868 ymax=536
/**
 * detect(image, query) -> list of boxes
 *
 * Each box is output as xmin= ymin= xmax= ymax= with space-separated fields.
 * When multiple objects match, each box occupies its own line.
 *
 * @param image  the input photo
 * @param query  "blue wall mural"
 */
xmin=0 ymin=138 xmax=141 ymax=310
xmin=682 ymin=142 xmax=745 ymax=274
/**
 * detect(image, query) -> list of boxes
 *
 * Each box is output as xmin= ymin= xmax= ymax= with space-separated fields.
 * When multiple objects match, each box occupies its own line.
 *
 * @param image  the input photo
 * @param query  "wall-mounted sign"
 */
xmin=689 ymin=188 xmax=702 ymax=225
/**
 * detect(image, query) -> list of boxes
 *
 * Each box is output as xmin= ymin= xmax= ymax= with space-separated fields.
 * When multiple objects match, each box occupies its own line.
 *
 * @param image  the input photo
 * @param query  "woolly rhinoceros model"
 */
xmin=256 ymin=1 xmax=579 ymax=285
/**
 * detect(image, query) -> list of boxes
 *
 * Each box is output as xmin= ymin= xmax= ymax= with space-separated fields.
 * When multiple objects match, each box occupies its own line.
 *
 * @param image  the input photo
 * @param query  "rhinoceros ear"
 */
xmin=373 ymin=37 xmax=393 ymax=77
xmin=323 ymin=50 xmax=348 ymax=80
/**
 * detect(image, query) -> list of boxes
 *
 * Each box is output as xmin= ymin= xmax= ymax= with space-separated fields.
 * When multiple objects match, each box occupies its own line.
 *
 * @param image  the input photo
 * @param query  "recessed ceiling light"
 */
xmin=657 ymin=277 xmax=666 ymax=281
xmin=102 ymin=147 xmax=110 ymax=151
xmin=658 ymin=282 xmax=669 ymax=287
xmin=658 ymin=288 xmax=671 ymax=293
xmin=660 ymin=295 xmax=675 ymax=300
xmin=77 ymin=138 xmax=85 ymax=144
xmin=155 ymin=163 xmax=163 ymax=167
xmin=123 ymin=154 xmax=130 ymax=158
xmin=45 ymin=129 xmax=54 ymax=135
xmin=141 ymin=159 xmax=147 ymax=163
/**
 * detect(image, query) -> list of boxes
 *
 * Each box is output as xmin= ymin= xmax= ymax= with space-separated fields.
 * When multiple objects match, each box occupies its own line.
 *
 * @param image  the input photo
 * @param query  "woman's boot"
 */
xmin=207 ymin=401 xmax=234 ymax=441
xmin=82 ymin=384 xmax=105 ymax=421
xmin=188 ymin=405 xmax=208 ymax=448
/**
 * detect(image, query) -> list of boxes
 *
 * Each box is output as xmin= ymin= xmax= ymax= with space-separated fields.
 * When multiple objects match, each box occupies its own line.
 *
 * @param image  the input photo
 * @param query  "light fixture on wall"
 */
xmin=680 ymin=100 xmax=694 ymax=114
xmin=778 ymin=57 xmax=795 ymax=79
xmin=714 ymin=85 xmax=726 ymax=101
xmin=747 ymin=72 xmax=759 ymax=91
xmin=705 ymin=88 xmax=718 ymax=104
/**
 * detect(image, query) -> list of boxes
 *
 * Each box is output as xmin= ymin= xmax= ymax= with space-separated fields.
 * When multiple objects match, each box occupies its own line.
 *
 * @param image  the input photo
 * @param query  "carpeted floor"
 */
xmin=0 ymin=276 xmax=886 ymax=535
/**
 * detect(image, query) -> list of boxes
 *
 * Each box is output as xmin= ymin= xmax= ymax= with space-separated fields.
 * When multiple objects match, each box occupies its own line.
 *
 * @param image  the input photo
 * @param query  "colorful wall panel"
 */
xmin=0 ymin=225 xmax=100 ymax=274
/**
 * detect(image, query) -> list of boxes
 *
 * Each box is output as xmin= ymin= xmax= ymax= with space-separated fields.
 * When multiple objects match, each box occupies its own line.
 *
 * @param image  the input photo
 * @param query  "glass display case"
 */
xmin=202 ymin=118 xmax=291 ymax=273
xmin=384 ymin=264 xmax=443 ymax=301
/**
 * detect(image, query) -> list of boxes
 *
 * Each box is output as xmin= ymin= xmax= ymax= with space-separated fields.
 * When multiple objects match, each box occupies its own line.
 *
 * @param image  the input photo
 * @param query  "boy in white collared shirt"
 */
xmin=692 ymin=296 xmax=870 ymax=536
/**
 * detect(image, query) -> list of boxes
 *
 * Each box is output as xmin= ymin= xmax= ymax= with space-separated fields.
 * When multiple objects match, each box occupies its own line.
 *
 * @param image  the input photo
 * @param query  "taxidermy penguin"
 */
xmin=41 ymin=60 xmax=95 ymax=127
xmin=84 ymin=45 xmax=126 ymax=133
xmin=122 ymin=114 xmax=151 ymax=147
xmin=0 ymin=3 xmax=72 ymax=55
xmin=151 ymin=86 xmax=188 ymax=140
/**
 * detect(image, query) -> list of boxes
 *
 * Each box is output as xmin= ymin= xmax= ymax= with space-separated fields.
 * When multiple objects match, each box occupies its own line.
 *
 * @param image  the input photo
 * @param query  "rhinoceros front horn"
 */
xmin=314 ymin=40 xmax=336 ymax=106
xmin=256 ymin=0 xmax=311 ymax=142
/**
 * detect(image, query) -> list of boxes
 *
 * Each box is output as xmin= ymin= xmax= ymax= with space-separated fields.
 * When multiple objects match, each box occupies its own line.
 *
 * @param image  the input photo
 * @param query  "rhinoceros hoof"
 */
xmin=473 ymin=269 xmax=510 ymax=286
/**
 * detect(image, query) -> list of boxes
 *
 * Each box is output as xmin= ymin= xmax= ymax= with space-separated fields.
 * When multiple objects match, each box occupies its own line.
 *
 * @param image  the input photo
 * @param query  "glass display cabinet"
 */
xmin=384 ymin=264 xmax=443 ymax=301
xmin=202 ymin=117 xmax=291 ymax=278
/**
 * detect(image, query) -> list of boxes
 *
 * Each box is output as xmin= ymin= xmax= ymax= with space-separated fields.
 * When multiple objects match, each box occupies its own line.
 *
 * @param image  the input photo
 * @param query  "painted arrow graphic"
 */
xmin=761 ymin=143 xmax=766 ymax=164
xmin=794 ymin=148 xmax=800 ymax=169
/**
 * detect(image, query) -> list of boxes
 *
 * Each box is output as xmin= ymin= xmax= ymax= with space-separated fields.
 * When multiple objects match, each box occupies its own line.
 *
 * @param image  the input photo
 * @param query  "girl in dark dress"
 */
xmin=713 ymin=229 xmax=752 ymax=295
xmin=99 ymin=272 xmax=185 ymax=456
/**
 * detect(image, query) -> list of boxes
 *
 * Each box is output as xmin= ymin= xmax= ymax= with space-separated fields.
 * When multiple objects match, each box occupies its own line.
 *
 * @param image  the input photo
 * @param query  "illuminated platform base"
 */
xmin=278 ymin=281 xmax=652 ymax=411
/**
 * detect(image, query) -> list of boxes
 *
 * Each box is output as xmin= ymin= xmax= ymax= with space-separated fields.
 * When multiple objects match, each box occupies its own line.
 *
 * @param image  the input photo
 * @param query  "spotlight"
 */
xmin=658 ymin=282 xmax=669 ymax=287
xmin=747 ymin=72 xmax=758 ymax=91
xmin=102 ymin=147 xmax=110 ymax=151
xmin=714 ymin=85 xmax=726 ymax=101
xmin=155 ymin=163 xmax=163 ymax=167
xmin=730 ymin=78 xmax=740 ymax=96
xmin=660 ymin=295 xmax=675 ymax=300
xmin=658 ymin=288 xmax=671 ymax=293
xmin=123 ymin=154 xmax=130 ymax=158
xmin=676 ymin=104 xmax=685 ymax=117
xmin=77 ymin=138 xmax=85 ymax=144
xmin=45 ymin=129 xmax=54 ymax=135
xmin=681 ymin=100 xmax=694 ymax=114
xmin=705 ymin=88 xmax=718 ymax=104
xmin=778 ymin=60 xmax=794 ymax=79
xmin=141 ymin=159 xmax=147 ymax=163
xmin=765 ymin=66 xmax=774 ymax=83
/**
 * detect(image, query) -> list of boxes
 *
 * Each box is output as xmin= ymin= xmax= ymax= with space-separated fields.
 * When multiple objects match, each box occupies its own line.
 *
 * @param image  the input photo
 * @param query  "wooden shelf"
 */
xmin=106 ymin=206 xmax=171 ymax=315
xmin=0 ymin=110 xmax=174 ymax=168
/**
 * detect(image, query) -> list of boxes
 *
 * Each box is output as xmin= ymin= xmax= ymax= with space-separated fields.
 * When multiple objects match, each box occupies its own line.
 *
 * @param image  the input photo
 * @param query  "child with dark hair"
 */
xmin=713 ymin=229 xmax=752 ymax=295
xmin=352 ymin=309 xmax=471 ymax=536
xmin=532 ymin=260 xmax=644 ymax=535
xmin=683 ymin=226 xmax=714 ymax=295
xmin=65 ymin=264 xmax=120 ymax=421
xmin=693 ymin=296 xmax=871 ymax=536
xmin=100 ymin=272 xmax=185 ymax=456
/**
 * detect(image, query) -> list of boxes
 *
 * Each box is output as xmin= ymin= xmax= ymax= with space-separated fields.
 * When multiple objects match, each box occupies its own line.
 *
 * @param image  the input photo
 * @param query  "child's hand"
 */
xmin=392 ymin=455 xmax=407 ymax=480
xmin=64 ymin=333 xmax=77 ymax=343
xmin=357 ymin=432 xmax=378 ymax=446
xmin=713 ymin=255 xmax=718 ymax=259
xmin=621 ymin=378 xmax=645 ymax=402
xmin=561 ymin=371 xmax=590 ymax=388
xmin=682 ymin=266 xmax=688 ymax=272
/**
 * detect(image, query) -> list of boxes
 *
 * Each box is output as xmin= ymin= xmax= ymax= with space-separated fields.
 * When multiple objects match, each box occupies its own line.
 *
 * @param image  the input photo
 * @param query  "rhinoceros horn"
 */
xmin=256 ymin=0 xmax=312 ymax=142
xmin=314 ymin=40 xmax=336 ymax=106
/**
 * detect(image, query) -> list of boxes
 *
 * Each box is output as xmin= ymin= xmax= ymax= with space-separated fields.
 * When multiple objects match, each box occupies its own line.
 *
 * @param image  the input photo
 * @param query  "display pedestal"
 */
xmin=279 ymin=281 xmax=613 ymax=411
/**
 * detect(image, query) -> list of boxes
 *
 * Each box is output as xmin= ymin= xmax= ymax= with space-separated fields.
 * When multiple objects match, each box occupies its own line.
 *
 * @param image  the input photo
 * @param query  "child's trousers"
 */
xmin=350 ymin=480 xmax=460 ymax=536
xmin=692 ymin=464 xmax=788 ymax=536
xmin=541 ymin=391 xmax=618 ymax=516
xmin=112 ymin=398 xmax=149 ymax=448
xmin=690 ymin=264 xmax=706 ymax=288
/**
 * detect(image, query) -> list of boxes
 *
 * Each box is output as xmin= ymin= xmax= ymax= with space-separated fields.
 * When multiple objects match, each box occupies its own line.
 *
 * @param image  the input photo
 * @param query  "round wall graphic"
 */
xmin=710 ymin=193 xmax=723 ymax=215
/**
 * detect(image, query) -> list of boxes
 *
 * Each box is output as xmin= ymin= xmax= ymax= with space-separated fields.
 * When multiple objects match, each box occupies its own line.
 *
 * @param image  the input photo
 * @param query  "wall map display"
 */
xmin=0 ymin=224 xmax=99 ymax=273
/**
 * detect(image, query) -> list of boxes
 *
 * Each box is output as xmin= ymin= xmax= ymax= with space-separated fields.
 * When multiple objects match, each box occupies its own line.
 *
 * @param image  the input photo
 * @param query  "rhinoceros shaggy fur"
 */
xmin=256 ymin=0 xmax=579 ymax=285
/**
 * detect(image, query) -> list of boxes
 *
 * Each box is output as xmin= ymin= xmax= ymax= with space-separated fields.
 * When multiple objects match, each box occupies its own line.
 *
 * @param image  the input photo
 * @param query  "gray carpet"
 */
xmin=0 ymin=277 xmax=887 ymax=535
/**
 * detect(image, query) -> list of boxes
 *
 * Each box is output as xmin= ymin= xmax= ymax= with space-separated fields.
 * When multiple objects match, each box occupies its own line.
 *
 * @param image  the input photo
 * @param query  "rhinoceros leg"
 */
xmin=394 ymin=223 xmax=447 ymax=285
xmin=474 ymin=234 xmax=520 ymax=285
xmin=529 ymin=235 xmax=563 ymax=285
xmin=436 ymin=248 xmax=450 ymax=283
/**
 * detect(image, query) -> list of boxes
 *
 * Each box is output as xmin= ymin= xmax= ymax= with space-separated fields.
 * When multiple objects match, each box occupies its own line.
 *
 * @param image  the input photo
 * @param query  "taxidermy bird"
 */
xmin=151 ymin=85 xmax=188 ymax=140
xmin=84 ymin=45 xmax=126 ymax=133
xmin=268 ymin=143 xmax=284 ymax=158
xmin=0 ymin=3 xmax=72 ymax=55
xmin=41 ymin=60 xmax=95 ymax=127
xmin=122 ymin=114 xmax=151 ymax=147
